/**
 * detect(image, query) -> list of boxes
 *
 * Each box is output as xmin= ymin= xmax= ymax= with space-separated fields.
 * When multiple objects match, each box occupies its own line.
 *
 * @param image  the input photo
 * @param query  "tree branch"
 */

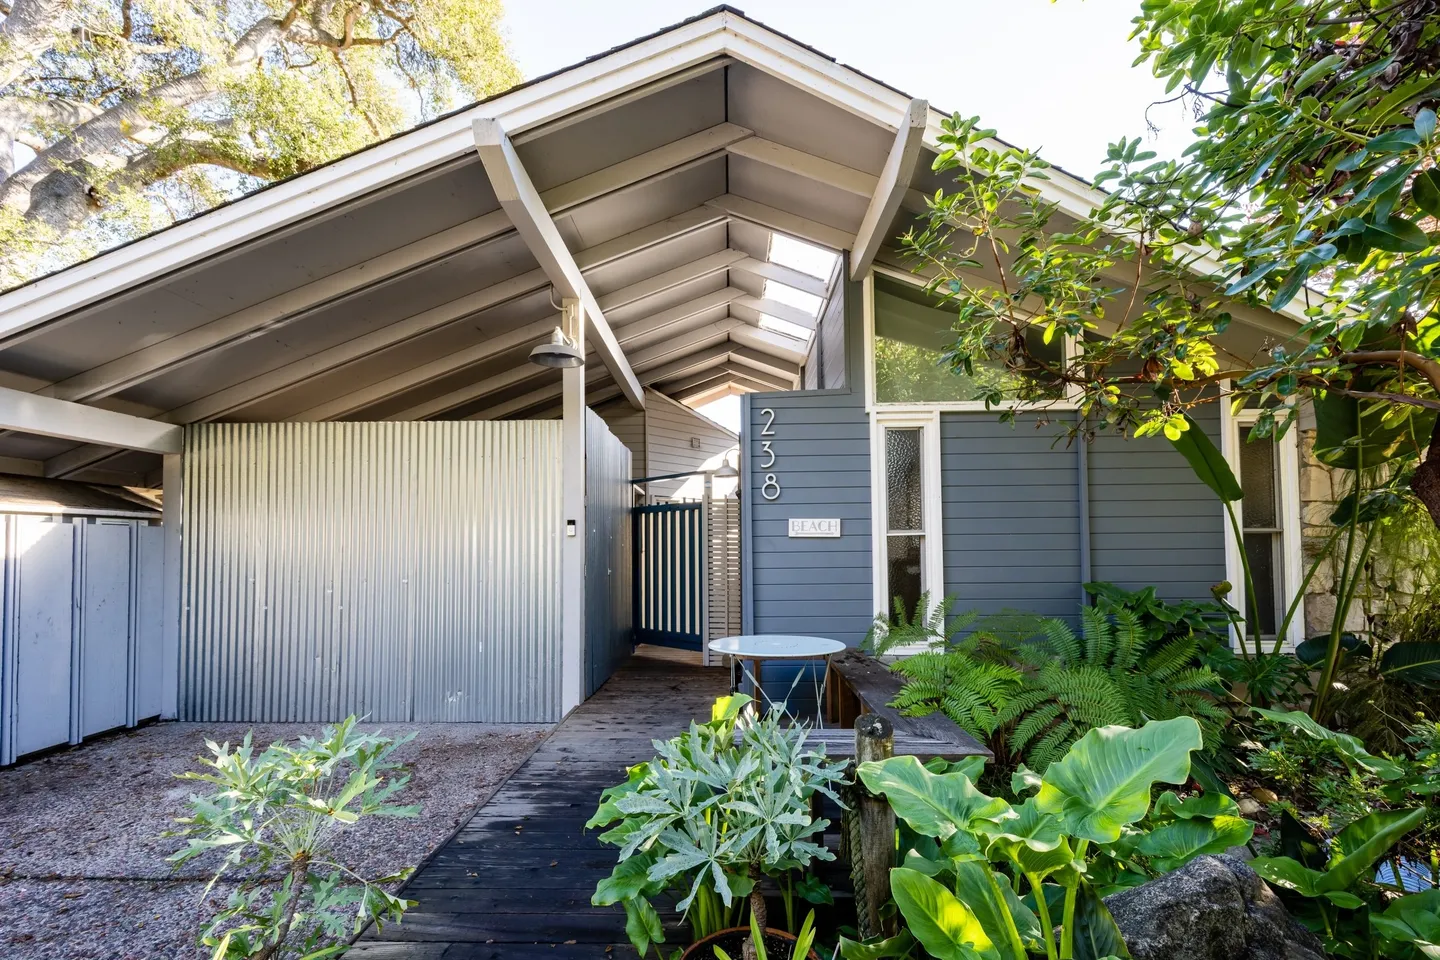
xmin=0 ymin=0 xmax=72 ymax=91
xmin=0 ymin=14 xmax=288 ymax=221
xmin=1339 ymin=349 xmax=1440 ymax=395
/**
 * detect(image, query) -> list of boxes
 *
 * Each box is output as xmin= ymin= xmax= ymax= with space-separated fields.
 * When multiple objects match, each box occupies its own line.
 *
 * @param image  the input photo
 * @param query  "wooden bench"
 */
xmin=819 ymin=647 xmax=992 ymax=761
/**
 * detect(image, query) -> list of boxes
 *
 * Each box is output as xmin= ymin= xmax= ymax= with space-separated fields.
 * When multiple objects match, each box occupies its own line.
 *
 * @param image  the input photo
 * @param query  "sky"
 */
xmin=499 ymin=1 xmax=1199 ymax=433
xmin=500 ymin=0 xmax=1199 ymax=179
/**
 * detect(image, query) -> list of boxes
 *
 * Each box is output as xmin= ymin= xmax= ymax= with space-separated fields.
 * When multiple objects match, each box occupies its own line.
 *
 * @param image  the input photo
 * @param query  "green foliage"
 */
xmin=588 ymin=696 xmax=847 ymax=957
xmin=168 ymin=717 xmax=421 ymax=960
xmin=0 ymin=0 xmax=521 ymax=288
xmin=878 ymin=594 xmax=1226 ymax=774
xmin=844 ymin=718 xmax=1239 ymax=960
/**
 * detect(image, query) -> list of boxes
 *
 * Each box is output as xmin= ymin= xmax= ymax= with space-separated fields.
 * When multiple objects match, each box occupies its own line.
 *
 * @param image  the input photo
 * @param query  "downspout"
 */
xmin=1076 ymin=413 xmax=1092 ymax=606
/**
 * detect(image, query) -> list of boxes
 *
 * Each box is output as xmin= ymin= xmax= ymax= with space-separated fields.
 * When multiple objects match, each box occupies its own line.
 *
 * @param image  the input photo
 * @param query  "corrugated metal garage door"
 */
xmin=180 ymin=421 xmax=562 ymax=723
xmin=1 ymin=516 xmax=165 ymax=765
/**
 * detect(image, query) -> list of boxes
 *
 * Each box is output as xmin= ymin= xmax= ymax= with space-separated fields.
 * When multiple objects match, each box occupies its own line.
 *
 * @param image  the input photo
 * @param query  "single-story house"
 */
xmin=0 ymin=6 xmax=1315 ymax=764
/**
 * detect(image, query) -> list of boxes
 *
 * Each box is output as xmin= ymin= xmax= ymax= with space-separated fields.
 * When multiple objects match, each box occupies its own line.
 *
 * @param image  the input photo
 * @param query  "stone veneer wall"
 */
xmin=1297 ymin=427 xmax=1429 ymax=639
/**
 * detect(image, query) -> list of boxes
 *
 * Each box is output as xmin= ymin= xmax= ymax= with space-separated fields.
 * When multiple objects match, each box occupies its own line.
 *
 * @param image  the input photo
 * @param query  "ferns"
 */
xmin=885 ymin=595 xmax=1228 ymax=772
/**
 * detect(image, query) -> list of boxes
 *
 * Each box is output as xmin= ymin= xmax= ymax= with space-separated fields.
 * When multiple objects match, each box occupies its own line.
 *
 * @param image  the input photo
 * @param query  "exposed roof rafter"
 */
xmin=851 ymin=98 xmax=928 ymax=280
xmin=473 ymin=117 xmax=644 ymax=408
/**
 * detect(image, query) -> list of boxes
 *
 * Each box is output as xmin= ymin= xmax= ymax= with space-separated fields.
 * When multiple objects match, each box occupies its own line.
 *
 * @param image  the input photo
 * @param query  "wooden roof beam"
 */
xmin=473 ymin=118 xmax=643 ymax=408
xmin=851 ymin=98 xmax=928 ymax=280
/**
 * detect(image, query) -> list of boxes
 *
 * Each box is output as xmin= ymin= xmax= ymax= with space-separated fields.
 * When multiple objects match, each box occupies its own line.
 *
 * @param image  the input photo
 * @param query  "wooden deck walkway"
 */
xmin=351 ymin=647 xmax=729 ymax=959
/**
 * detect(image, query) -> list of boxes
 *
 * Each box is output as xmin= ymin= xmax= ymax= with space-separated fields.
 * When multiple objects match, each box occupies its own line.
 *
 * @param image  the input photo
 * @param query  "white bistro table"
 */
xmin=707 ymin=634 xmax=847 ymax=724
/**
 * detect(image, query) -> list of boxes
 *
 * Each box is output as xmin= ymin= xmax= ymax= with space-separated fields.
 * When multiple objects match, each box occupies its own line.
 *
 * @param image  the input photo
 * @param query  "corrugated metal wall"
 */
xmin=180 ymin=421 xmax=563 ymax=723
xmin=584 ymin=410 xmax=632 ymax=696
xmin=1 ymin=516 xmax=164 ymax=765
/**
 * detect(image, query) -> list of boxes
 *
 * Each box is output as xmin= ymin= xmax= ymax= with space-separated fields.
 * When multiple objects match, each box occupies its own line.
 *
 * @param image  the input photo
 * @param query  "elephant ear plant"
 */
xmin=588 ymin=695 xmax=847 ymax=959
xmin=841 ymin=717 xmax=1251 ymax=960
xmin=169 ymin=717 xmax=421 ymax=960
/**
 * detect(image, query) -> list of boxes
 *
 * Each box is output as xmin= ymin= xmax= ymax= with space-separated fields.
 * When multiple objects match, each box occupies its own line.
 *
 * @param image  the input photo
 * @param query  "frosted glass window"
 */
xmin=885 ymin=429 xmax=923 ymax=532
xmin=873 ymin=275 xmax=1064 ymax=403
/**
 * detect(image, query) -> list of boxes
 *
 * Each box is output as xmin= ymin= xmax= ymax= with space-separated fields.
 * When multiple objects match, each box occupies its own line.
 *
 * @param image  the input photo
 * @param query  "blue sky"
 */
xmin=500 ymin=0 xmax=1197 ymax=178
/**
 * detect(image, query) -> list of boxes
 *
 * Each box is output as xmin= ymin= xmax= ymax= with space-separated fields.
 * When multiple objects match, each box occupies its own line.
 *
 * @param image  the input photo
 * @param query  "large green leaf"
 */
xmin=592 ymin=852 xmax=659 ymax=905
xmin=1313 ymin=390 xmax=1437 ymax=470
xmin=1252 ymin=708 xmax=1407 ymax=780
xmin=1072 ymin=881 xmax=1132 ymax=960
xmin=837 ymin=931 xmax=919 ymax=959
xmin=1380 ymin=641 xmax=1440 ymax=687
xmin=952 ymin=861 xmax=1033 ymax=960
xmin=1034 ymin=718 xmax=1202 ymax=844
xmin=980 ymin=799 xmax=1075 ymax=879
xmin=1250 ymin=856 xmax=1325 ymax=897
xmin=1168 ymin=415 xmax=1242 ymax=502
xmin=1362 ymin=215 xmax=1430 ymax=253
xmin=890 ymin=866 xmax=997 ymax=960
xmin=1318 ymin=807 xmax=1427 ymax=893
xmin=1152 ymin=790 xmax=1240 ymax=820
xmin=622 ymin=897 xmax=665 ymax=956
xmin=1136 ymin=816 xmax=1255 ymax=871
xmin=1371 ymin=890 xmax=1440 ymax=959
xmin=858 ymin=755 xmax=1013 ymax=841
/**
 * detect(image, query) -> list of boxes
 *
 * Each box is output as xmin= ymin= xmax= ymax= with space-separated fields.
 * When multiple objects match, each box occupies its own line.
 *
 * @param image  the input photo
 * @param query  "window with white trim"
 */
xmin=867 ymin=270 xmax=1070 ymax=409
xmin=1224 ymin=408 xmax=1304 ymax=648
xmin=872 ymin=413 xmax=943 ymax=625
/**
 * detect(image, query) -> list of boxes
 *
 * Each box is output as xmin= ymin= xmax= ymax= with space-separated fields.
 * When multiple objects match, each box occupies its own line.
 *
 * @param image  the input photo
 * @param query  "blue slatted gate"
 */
xmin=632 ymin=502 xmax=704 ymax=649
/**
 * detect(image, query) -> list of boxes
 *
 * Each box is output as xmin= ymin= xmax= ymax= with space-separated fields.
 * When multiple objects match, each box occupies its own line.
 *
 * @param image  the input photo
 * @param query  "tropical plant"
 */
xmin=1083 ymin=581 xmax=1231 ymax=650
xmin=878 ymin=597 xmax=1226 ymax=773
xmin=588 ymin=695 xmax=847 ymax=959
xmin=712 ymin=909 xmax=820 ymax=960
xmin=838 ymin=717 xmax=1250 ymax=960
xmin=0 ymin=0 xmax=521 ymax=289
xmin=1252 ymin=805 xmax=1429 ymax=956
xmin=168 ymin=717 xmax=420 ymax=960
xmin=1245 ymin=709 xmax=1440 ymax=893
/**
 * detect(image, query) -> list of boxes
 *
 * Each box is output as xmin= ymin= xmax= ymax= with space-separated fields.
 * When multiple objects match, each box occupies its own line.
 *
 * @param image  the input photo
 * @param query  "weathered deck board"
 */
xmin=354 ymin=649 xmax=728 ymax=958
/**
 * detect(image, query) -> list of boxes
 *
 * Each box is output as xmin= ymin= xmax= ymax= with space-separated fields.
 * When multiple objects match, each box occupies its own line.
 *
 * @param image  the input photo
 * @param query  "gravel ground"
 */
xmin=0 ymin=720 xmax=549 ymax=960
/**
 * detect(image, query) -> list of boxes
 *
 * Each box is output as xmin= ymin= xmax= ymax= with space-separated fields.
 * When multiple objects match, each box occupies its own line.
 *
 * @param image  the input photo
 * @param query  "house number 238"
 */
xmin=759 ymin=408 xmax=781 ymax=501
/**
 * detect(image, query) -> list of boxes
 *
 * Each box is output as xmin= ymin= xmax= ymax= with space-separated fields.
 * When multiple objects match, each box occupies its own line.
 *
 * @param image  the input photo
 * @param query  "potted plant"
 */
xmin=588 ymin=695 xmax=847 ymax=959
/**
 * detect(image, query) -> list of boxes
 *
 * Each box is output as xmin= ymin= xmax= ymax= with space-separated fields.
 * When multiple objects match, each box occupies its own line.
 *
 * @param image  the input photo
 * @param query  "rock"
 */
xmin=1238 ymin=797 xmax=1263 ymax=816
xmin=1251 ymin=787 xmax=1279 ymax=804
xmin=1105 ymin=854 xmax=1326 ymax=960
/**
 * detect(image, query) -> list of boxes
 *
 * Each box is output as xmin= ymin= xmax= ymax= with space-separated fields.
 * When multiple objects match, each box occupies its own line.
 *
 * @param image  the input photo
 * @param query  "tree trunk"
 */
xmin=744 ymin=863 xmax=766 ymax=960
xmin=0 ymin=0 xmax=71 ymax=91
xmin=1411 ymin=415 xmax=1440 ymax=529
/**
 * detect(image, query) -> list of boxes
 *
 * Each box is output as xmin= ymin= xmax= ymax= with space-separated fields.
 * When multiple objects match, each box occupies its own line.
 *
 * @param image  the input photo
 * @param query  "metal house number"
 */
xmin=759 ymin=408 xmax=781 ymax=501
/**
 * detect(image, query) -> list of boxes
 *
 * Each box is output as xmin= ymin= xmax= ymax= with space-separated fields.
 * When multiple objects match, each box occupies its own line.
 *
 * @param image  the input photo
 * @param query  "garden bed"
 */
xmin=0 ymin=720 xmax=548 ymax=960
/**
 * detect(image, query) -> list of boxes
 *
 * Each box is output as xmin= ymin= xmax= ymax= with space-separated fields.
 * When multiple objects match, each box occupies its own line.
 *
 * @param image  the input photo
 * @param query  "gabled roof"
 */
xmin=0 ymin=5 xmax=1297 ymax=486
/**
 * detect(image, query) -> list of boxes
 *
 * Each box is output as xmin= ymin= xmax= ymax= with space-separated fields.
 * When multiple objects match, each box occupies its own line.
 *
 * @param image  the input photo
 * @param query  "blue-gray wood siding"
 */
xmin=1087 ymin=402 xmax=1227 ymax=600
xmin=940 ymin=415 xmax=1081 ymax=619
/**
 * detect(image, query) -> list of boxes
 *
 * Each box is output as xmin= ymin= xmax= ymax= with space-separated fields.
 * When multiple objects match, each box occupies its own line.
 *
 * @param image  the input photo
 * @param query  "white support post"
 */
xmin=160 ymin=452 xmax=182 ymax=719
xmin=701 ymin=471 xmax=712 ymax=667
xmin=561 ymin=299 xmax=587 ymax=713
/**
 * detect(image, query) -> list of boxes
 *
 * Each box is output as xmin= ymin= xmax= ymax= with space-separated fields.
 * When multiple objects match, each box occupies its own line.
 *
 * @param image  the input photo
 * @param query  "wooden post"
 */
xmin=854 ymin=713 xmax=895 ymax=940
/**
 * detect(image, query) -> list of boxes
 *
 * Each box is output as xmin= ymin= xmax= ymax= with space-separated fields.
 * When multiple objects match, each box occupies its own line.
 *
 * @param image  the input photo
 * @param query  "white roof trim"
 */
xmin=0 ymin=6 xmax=1302 ymax=345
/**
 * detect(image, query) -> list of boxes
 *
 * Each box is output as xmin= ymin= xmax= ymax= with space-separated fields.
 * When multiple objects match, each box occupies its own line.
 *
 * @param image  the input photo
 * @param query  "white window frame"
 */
xmin=1220 ymin=391 xmax=1304 ymax=650
xmin=870 ymin=410 xmax=944 ymax=649
xmin=863 ymin=265 xmax=1080 ymax=414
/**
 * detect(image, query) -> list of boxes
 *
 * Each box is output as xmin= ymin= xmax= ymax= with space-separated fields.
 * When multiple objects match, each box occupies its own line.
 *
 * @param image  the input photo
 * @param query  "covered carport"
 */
xmin=0 ymin=7 xmax=943 ymax=738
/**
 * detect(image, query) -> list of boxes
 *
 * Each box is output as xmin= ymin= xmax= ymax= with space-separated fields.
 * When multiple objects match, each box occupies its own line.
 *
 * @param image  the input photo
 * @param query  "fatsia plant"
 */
xmin=840 ymin=717 xmax=1251 ymax=960
xmin=168 ymin=717 xmax=420 ymax=960
xmin=588 ymin=695 xmax=847 ymax=958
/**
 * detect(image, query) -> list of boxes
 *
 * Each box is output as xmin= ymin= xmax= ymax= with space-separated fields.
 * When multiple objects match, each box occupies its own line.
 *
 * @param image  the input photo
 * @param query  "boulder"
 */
xmin=1105 ymin=855 xmax=1326 ymax=960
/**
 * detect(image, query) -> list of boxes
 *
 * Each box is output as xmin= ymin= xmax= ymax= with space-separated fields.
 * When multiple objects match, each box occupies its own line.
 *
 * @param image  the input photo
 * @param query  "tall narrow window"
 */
xmin=885 ymin=427 xmax=925 ymax=618
xmin=1239 ymin=425 xmax=1283 ymax=638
